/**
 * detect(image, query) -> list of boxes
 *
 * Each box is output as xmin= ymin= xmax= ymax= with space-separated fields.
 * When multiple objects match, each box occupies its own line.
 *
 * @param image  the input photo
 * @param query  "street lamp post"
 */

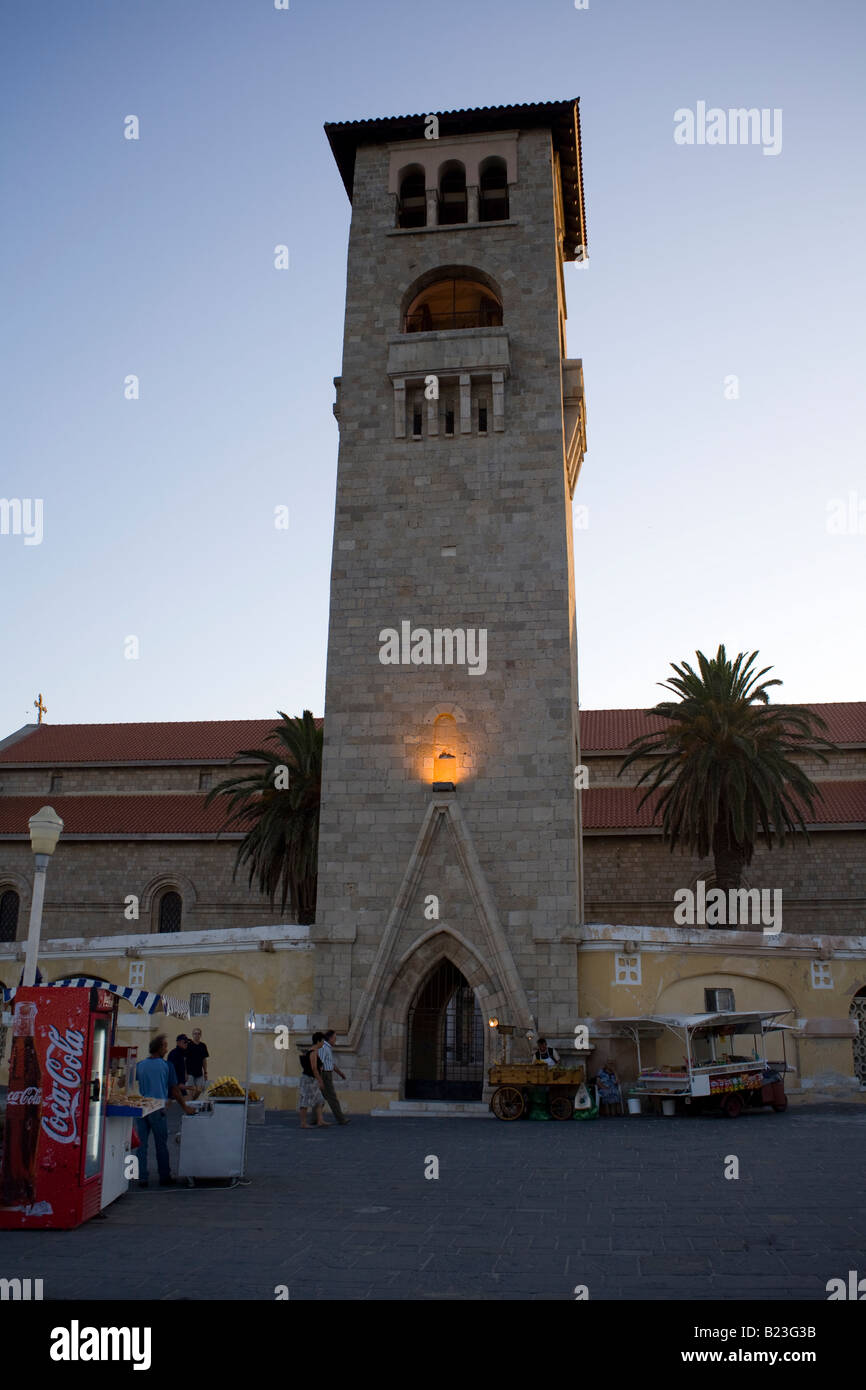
xmin=22 ymin=806 xmax=64 ymax=987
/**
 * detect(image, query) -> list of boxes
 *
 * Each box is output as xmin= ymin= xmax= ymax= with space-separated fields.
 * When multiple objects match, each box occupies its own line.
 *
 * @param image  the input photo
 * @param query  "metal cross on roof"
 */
xmin=33 ymin=693 xmax=47 ymax=724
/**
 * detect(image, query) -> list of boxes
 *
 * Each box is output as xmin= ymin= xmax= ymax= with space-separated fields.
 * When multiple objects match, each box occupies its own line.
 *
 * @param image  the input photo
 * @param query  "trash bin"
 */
xmin=627 ymin=1096 xmax=642 ymax=1116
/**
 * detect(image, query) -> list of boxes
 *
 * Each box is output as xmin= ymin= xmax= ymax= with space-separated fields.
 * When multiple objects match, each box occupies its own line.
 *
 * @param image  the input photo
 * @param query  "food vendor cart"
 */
xmin=605 ymin=1011 xmax=792 ymax=1118
xmin=488 ymin=1061 xmax=587 ymax=1120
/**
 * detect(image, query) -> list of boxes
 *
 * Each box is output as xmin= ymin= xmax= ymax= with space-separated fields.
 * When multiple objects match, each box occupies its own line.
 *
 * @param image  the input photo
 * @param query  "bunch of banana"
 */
xmin=206 ymin=1075 xmax=246 ymax=1097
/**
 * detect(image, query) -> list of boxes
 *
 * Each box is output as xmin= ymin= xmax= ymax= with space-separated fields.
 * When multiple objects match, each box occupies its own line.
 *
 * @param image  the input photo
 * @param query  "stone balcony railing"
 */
xmin=386 ymin=325 xmax=510 ymax=382
xmin=563 ymin=358 xmax=587 ymax=497
xmin=386 ymin=327 xmax=511 ymax=437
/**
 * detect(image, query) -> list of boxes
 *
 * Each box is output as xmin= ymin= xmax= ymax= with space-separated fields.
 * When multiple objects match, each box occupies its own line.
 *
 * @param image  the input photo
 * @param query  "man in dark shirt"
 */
xmin=185 ymin=1028 xmax=209 ymax=1091
xmin=166 ymin=1035 xmax=190 ymax=1092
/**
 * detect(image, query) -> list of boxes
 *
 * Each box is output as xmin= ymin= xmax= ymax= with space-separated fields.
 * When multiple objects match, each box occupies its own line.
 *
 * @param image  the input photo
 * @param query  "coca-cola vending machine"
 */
xmin=0 ymin=985 xmax=117 ymax=1229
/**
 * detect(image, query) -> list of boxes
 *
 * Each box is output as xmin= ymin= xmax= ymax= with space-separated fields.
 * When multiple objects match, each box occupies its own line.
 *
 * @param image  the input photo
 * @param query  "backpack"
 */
xmin=300 ymin=1050 xmax=314 ymax=1078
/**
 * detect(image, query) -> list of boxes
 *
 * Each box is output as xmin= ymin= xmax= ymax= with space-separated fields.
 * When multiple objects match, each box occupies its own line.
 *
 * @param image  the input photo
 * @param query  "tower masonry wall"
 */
xmin=314 ymin=127 xmax=583 ymax=1077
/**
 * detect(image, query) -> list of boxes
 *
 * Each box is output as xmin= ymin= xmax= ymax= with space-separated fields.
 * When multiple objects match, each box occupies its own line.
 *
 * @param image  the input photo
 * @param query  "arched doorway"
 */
xmin=406 ymin=960 xmax=484 ymax=1101
xmin=851 ymin=987 xmax=866 ymax=1087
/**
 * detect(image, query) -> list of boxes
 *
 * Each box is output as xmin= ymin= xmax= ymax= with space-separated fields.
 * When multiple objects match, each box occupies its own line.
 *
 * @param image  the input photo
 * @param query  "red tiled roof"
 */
xmin=0 ymin=780 xmax=862 ymax=839
xmin=583 ymin=781 xmax=866 ymax=831
xmin=0 ymin=795 xmax=249 ymax=837
xmin=580 ymin=703 xmax=866 ymax=752
xmin=3 ymin=704 xmax=860 ymax=766
xmin=0 ymin=719 xmax=322 ymax=766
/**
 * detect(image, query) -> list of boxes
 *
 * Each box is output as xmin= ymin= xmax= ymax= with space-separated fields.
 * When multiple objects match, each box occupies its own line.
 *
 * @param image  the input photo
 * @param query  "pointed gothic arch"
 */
xmin=373 ymin=927 xmax=505 ymax=1093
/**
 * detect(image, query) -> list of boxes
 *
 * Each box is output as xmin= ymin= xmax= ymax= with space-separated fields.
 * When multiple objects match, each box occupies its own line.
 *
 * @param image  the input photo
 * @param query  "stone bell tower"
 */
xmin=313 ymin=101 xmax=588 ymax=1110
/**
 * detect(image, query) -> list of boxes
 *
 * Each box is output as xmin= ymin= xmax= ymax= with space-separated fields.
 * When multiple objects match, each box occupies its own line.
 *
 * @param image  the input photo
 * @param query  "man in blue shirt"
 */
xmin=135 ymin=1034 xmax=194 ymax=1187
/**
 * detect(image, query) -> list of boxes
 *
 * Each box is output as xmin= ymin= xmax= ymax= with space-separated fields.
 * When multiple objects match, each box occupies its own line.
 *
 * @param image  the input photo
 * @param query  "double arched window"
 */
xmin=0 ymin=889 xmax=20 ymax=943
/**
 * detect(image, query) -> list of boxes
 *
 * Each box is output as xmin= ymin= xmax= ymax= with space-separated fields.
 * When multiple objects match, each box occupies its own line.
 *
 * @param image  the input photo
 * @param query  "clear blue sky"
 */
xmin=2 ymin=0 xmax=864 ymax=735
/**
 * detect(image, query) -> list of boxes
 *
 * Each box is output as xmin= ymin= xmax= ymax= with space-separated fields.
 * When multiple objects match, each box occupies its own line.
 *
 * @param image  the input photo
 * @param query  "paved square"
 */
xmin=7 ymin=1106 xmax=865 ymax=1301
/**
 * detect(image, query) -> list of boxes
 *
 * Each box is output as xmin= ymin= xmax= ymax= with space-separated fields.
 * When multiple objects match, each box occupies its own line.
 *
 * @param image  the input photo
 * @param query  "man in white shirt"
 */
xmin=318 ymin=1028 xmax=349 ymax=1125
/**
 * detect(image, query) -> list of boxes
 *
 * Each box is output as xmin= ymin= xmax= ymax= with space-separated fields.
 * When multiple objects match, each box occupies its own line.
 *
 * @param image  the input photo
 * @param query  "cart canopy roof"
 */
xmin=599 ymin=1010 xmax=792 ymax=1037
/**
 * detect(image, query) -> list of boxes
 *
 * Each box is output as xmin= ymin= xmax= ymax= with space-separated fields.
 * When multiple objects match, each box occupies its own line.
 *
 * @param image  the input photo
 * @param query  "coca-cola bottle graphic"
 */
xmin=1 ymin=1001 xmax=42 ymax=1206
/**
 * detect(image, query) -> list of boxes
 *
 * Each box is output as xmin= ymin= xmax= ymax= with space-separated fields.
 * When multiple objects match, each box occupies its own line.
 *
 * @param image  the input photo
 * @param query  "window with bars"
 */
xmin=0 ymin=890 xmax=20 ymax=943
xmin=158 ymin=891 xmax=183 ymax=934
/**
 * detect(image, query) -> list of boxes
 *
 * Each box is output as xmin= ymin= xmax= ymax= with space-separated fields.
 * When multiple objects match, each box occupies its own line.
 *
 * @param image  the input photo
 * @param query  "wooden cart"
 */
xmin=488 ymin=1062 xmax=586 ymax=1121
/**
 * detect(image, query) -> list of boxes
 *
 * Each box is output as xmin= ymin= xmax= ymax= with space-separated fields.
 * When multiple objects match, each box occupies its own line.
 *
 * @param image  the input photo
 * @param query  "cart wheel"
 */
xmin=722 ymin=1094 xmax=743 ymax=1119
xmin=549 ymin=1095 xmax=574 ymax=1121
xmin=491 ymin=1086 xmax=525 ymax=1121
xmin=772 ymin=1097 xmax=788 ymax=1113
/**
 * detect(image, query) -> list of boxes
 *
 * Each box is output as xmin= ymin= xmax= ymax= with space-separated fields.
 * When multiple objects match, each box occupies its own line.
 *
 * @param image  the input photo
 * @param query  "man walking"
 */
xmin=317 ymin=1028 xmax=349 ymax=1125
xmin=134 ymin=1034 xmax=195 ymax=1187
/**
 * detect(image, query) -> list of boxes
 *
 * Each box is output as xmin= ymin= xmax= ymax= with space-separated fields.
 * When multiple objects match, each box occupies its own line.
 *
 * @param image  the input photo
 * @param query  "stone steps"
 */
xmin=371 ymin=1100 xmax=494 ymax=1119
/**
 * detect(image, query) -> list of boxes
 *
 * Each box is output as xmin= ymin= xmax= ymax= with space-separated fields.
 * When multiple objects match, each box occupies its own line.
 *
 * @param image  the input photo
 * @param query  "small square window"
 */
xmin=705 ymin=988 xmax=735 ymax=1012
xmin=50 ymin=771 xmax=63 ymax=792
xmin=614 ymin=953 xmax=641 ymax=986
xmin=189 ymin=992 xmax=211 ymax=1016
xmin=128 ymin=961 xmax=145 ymax=988
xmin=199 ymin=770 xmax=211 ymax=791
xmin=810 ymin=961 xmax=833 ymax=989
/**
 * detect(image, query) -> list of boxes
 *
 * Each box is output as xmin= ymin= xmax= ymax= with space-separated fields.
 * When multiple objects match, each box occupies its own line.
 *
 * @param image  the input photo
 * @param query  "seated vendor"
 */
xmin=595 ymin=1060 xmax=622 ymax=1115
xmin=533 ymin=1037 xmax=560 ymax=1067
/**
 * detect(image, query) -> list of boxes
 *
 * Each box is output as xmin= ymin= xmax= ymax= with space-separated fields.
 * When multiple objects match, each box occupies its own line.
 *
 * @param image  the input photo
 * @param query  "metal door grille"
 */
xmin=852 ymin=992 xmax=866 ymax=1087
xmin=406 ymin=960 xmax=484 ymax=1101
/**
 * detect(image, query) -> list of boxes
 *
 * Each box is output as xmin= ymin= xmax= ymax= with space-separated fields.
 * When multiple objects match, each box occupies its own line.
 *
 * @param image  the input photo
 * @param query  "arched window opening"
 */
xmin=158 ymin=890 xmax=183 ymax=934
xmin=404 ymin=278 xmax=503 ymax=334
xmin=479 ymin=157 xmax=509 ymax=221
xmin=0 ymin=890 xmax=20 ymax=943
xmin=438 ymin=162 xmax=467 ymax=225
xmin=398 ymin=166 xmax=426 ymax=228
xmin=433 ymin=713 xmax=458 ymax=786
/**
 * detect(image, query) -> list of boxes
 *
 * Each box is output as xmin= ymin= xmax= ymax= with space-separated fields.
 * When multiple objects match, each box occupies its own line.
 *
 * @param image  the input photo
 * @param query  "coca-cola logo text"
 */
xmin=7 ymin=1088 xmax=43 ymax=1105
xmin=41 ymin=1026 xmax=85 ymax=1146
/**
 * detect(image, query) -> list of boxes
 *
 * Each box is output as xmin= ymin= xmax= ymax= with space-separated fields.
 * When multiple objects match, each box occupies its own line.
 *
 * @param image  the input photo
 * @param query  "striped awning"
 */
xmin=2 ymin=978 xmax=190 ymax=1019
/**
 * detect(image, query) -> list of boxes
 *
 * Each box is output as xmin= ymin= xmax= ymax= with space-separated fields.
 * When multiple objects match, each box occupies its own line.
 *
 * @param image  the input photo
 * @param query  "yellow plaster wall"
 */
xmin=579 ymin=943 xmax=865 ymax=1098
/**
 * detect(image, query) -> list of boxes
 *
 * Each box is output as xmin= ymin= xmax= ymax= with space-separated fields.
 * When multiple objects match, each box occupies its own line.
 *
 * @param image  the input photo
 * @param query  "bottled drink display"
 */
xmin=0 ymin=1001 xmax=43 ymax=1206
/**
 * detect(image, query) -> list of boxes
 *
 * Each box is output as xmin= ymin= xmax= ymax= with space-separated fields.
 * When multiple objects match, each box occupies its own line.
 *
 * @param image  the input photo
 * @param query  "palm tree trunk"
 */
xmin=712 ymin=823 xmax=746 ymax=894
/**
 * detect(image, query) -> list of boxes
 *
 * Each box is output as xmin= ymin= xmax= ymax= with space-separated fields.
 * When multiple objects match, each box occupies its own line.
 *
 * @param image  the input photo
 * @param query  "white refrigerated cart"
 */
xmin=177 ymin=1097 xmax=248 ymax=1180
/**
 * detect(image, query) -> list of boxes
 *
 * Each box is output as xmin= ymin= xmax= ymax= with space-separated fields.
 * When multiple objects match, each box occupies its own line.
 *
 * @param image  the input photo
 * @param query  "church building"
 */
xmin=0 ymin=102 xmax=863 ymax=1108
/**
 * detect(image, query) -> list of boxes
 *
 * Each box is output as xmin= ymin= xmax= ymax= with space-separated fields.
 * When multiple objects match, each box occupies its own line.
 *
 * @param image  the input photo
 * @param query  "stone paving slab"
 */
xmin=3 ymin=1106 xmax=865 ymax=1301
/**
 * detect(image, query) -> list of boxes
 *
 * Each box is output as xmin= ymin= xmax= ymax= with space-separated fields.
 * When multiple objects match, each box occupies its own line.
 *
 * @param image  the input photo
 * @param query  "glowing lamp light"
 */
xmin=488 ymin=1016 xmax=499 ymax=1029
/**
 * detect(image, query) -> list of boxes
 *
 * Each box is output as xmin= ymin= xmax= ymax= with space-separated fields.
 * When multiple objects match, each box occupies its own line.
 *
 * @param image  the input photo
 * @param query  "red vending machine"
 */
xmin=0 ymin=985 xmax=117 ymax=1229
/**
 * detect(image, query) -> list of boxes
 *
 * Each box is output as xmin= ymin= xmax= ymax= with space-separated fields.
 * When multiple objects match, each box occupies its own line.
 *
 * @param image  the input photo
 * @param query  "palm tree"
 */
xmin=618 ymin=646 xmax=835 ymax=893
xmin=205 ymin=710 xmax=322 ymax=924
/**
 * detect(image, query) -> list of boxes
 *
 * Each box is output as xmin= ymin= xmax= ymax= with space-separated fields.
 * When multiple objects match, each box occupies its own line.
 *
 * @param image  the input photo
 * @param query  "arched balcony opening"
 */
xmin=438 ymin=161 xmax=467 ymax=225
xmin=479 ymin=156 xmax=509 ymax=221
xmin=403 ymin=277 xmax=503 ymax=334
xmin=397 ymin=165 xmax=426 ymax=228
